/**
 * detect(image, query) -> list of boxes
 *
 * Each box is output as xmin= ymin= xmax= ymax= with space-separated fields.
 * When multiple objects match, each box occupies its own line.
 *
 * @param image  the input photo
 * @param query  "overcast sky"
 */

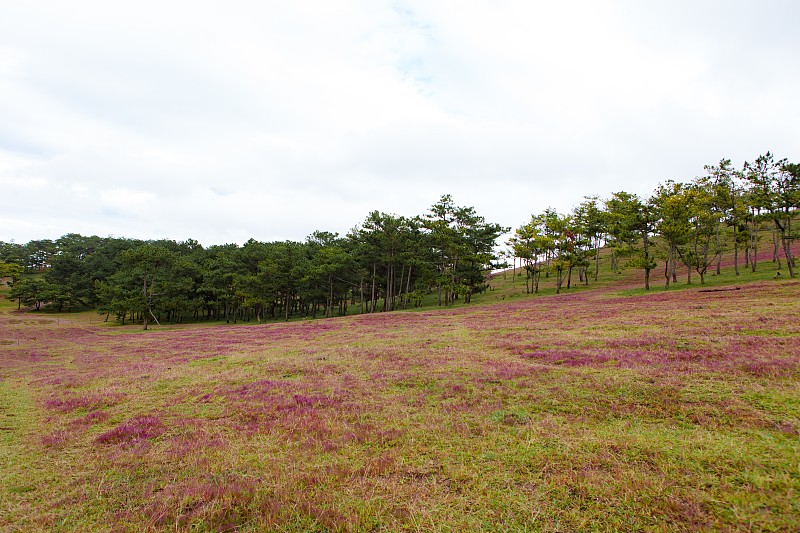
xmin=2 ymin=1 xmax=798 ymax=246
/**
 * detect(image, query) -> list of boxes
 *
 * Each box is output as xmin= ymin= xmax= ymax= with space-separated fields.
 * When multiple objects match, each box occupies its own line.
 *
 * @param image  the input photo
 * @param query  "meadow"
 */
xmin=1 ymin=263 xmax=799 ymax=531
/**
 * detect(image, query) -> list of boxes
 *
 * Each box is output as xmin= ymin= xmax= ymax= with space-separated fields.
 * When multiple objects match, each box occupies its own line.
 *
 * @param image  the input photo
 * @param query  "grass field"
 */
xmin=1 ymin=259 xmax=799 ymax=531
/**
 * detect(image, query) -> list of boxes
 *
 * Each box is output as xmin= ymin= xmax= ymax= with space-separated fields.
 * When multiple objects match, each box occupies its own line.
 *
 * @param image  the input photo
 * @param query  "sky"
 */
xmin=2 ymin=0 xmax=799 ymax=247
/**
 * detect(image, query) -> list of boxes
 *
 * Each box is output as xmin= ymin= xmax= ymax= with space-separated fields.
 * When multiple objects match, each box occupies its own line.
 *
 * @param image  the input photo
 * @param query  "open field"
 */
xmin=1 ymin=269 xmax=799 ymax=531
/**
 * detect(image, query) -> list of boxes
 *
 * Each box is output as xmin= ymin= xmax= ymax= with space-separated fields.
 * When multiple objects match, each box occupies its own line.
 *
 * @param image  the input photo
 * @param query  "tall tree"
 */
xmin=605 ymin=192 xmax=657 ymax=290
xmin=677 ymin=179 xmax=722 ymax=285
xmin=542 ymin=210 xmax=575 ymax=294
xmin=511 ymin=214 xmax=552 ymax=294
xmin=117 ymin=244 xmax=178 ymax=329
xmin=423 ymin=195 xmax=507 ymax=305
xmin=703 ymin=159 xmax=734 ymax=275
xmin=652 ymin=181 xmax=692 ymax=287
xmin=572 ymin=198 xmax=604 ymax=285
xmin=258 ymin=241 xmax=308 ymax=321
xmin=744 ymin=153 xmax=799 ymax=278
xmin=574 ymin=196 xmax=606 ymax=282
xmin=201 ymin=244 xmax=244 ymax=323
xmin=305 ymin=232 xmax=354 ymax=318
xmin=7 ymin=277 xmax=54 ymax=311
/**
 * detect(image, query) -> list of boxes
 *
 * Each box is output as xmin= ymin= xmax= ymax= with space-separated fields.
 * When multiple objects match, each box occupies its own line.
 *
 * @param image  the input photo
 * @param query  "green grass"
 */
xmin=1 ymin=255 xmax=799 ymax=531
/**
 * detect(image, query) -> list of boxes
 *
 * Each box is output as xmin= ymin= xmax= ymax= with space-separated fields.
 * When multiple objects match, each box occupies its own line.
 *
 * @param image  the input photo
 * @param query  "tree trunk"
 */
xmin=779 ymin=217 xmax=796 ymax=278
xmin=750 ymin=212 xmax=758 ymax=273
xmin=773 ymin=227 xmax=782 ymax=269
xmin=370 ymin=263 xmax=377 ymax=313
xmin=396 ymin=263 xmax=404 ymax=309
xmin=671 ymin=254 xmax=677 ymax=283
xmin=733 ymin=222 xmax=740 ymax=276
xmin=525 ymin=262 xmax=530 ymax=294
xmin=744 ymin=236 xmax=750 ymax=269
xmin=142 ymin=273 xmax=149 ymax=330
xmin=594 ymin=239 xmax=601 ymax=281
xmin=359 ymin=278 xmax=364 ymax=315
xmin=511 ymin=257 xmax=516 ymax=283
xmin=383 ymin=263 xmax=390 ymax=312
xmin=643 ymin=231 xmax=651 ymax=291
xmin=556 ymin=268 xmax=566 ymax=294
xmin=404 ymin=265 xmax=412 ymax=310
xmin=664 ymin=247 xmax=671 ymax=288
xmin=327 ymin=275 xmax=334 ymax=318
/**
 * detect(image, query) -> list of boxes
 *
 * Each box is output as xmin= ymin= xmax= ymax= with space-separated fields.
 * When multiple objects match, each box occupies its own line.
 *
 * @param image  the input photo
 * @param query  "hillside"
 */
xmin=1 ymin=265 xmax=799 ymax=531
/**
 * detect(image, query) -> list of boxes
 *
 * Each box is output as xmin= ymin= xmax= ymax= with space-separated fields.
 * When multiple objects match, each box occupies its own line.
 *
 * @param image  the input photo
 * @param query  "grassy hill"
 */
xmin=1 ymin=257 xmax=799 ymax=531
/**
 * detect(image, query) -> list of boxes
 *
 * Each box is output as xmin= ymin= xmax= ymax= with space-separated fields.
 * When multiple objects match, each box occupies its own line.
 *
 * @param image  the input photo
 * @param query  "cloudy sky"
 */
xmin=2 ymin=1 xmax=798 ymax=246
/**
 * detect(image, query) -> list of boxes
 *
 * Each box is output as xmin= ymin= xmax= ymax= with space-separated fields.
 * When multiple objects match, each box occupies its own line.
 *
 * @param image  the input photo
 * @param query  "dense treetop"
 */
xmin=0 ymin=195 xmax=508 ymax=326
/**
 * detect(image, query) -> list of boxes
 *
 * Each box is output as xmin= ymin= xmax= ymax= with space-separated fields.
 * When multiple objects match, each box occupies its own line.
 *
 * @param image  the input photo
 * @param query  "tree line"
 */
xmin=1 ymin=152 xmax=797 ymax=327
xmin=0 ymin=195 xmax=506 ymax=327
xmin=508 ymin=152 xmax=798 ymax=293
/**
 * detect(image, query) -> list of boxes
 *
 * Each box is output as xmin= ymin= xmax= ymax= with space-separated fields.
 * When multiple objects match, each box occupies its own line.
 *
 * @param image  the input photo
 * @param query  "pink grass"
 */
xmin=95 ymin=415 xmax=165 ymax=445
xmin=2 ymin=273 xmax=799 ymax=531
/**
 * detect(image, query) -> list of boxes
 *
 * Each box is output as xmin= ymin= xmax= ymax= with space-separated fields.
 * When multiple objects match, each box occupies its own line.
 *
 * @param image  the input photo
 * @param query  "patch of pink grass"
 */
xmin=68 ymin=410 xmax=111 ymax=427
xmin=44 ymin=391 xmax=126 ymax=412
xmin=96 ymin=415 xmax=165 ymax=445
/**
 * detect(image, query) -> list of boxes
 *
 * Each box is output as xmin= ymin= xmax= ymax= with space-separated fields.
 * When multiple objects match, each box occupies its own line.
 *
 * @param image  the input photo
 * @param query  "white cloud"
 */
xmin=1 ymin=0 xmax=799 ymax=245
